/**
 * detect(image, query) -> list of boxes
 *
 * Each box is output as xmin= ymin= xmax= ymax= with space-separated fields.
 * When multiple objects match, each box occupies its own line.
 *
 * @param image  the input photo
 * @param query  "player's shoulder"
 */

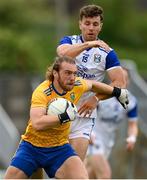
xmin=73 ymin=77 xmax=89 ymax=94
xmin=33 ymin=80 xmax=52 ymax=94
xmin=97 ymin=38 xmax=113 ymax=54
xmin=74 ymin=77 xmax=89 ymax=89
xmin=62 ymin=34 xmax=80 ymax=39
xmin=70 ymin=35 xmax=82 ymax=43
xmin=74 ymin=77 xmax=85 ymax=86
xmin=59 ymin=35 xmax=81 ymax=45
xmin=98 ymin=47 xmax=113 ymax=56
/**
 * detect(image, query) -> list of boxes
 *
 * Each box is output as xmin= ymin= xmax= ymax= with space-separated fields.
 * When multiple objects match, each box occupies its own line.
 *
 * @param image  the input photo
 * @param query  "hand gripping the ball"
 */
xmin=112 ymin=87 xmax=129 ymax=109
xmin=58 ymin=101 xmax=77 ymax=124
xmin=118 ymin=89 xmax=129 ymax=109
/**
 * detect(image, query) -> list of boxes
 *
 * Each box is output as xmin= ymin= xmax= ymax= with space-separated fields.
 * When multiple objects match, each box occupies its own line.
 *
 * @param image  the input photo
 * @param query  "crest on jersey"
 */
xmin=70 ymin=92 xmax=75 ymax=101
xmin=94 ymin=54 xmax=101 ymax=63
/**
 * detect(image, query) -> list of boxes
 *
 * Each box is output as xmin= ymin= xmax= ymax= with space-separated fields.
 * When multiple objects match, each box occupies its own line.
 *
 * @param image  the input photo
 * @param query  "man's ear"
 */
xmin=79 ymin=20 xmax=82 ymax=30
xmin=100 ymin=23 xmax=103 ymax=31
xmin=53 ymin=70 xmax=58 ymax=78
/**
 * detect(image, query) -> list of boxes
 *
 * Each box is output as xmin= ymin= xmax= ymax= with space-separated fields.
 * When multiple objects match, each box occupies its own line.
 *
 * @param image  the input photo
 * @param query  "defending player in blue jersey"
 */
xmin=57 ymin=4 xmax=126 ymax=161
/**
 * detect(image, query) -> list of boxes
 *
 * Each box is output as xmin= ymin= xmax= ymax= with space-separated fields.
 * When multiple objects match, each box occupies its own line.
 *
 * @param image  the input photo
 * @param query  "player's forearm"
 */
xmin=95 ymin=93 xmax=111 ymax=100
xmin=126 ymin=121 xmax=138 ymax=144
xmin=57 ymin=43 xmax=90 ymax=58
xmin=110 ymin=79 xmax=126 ymax=89
xmin=128 ymin=121 xmax=138 ymax=137
xmin=92 ymin=81 xmax=114 ymax=96
xmin=32 ymin=115 xmax=60 ymax=131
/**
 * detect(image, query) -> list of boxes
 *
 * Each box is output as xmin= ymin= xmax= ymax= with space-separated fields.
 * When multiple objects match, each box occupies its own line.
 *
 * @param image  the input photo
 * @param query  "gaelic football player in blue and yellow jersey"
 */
xmin=4 ymin=56 xmax=129 ymax=179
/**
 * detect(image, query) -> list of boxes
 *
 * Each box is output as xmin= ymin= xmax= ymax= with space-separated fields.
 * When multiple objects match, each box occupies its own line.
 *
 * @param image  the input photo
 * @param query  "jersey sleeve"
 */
xmin=75 ymin=77 xmax=89 ymax=93
xmin=127 ymin=93 xmax=138 ymax=121
xmin=59 ymin=36 xmax=72 ymax=45
xmin=31 ymin=89 xmax=48 ymax=108
xmin=105 ymin=50 xmax=121 ymax=70
xmin=127 ymin=103 xmax=138 ymax=121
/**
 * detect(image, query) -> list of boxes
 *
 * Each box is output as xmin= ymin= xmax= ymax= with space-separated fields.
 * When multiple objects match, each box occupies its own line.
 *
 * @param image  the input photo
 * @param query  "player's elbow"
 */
xmin=121 ymin=78 xmax=127 ymax=88
xmin=32 ymin=121 xmax=44 ymax=131
xmin=112 ymin=78 xmax=126 ymax=89
xmin=57 ymin=47 xmax=66 ymax=57
xmin=57 ymin=51 xmax=64 ymax=57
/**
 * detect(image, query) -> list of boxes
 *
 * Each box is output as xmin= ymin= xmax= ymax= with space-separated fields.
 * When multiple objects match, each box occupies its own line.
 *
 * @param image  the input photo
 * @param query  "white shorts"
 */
xmin=69 ymin=116 xmax=95 ymax=140
xmin=87 ymin=131 xmax=115 ymax=159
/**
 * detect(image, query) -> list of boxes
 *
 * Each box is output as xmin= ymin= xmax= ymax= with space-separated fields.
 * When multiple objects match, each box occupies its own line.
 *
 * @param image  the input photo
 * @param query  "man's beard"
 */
xmin=57 ymin=76 xmax=74 ymax=91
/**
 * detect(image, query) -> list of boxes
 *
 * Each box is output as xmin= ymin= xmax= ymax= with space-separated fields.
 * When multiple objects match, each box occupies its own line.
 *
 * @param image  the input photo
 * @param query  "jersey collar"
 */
xmin=52 ymin=82 xmax=67 ymax=96
xmin=80 ymin=34 xmax=99 ymax=51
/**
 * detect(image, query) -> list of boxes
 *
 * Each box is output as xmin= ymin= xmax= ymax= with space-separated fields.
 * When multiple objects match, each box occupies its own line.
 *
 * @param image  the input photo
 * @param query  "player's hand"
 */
xmin=126 ymin=136 xmax=136 ymax=151
xmin=112 ymin=87 xmax=129 ymax=109
xmin=118 ymin=89 xmax=129 ymax=109
xmin=78 ymin=96 xmax=99 ymax=117
xmin=58 ymin=102 xmax=77 ymax=124
xmin=88 ymin=40 xmax=111 ymax=51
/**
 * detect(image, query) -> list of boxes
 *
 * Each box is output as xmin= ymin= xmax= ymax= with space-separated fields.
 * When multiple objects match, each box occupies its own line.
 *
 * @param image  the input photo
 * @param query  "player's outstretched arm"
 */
xmin=112 ymin=87 xmax=129 ymax=109
xmin=86 ymin=80 xmax=129 ymax=109
xmin=57 ymin=40 xmax=110 ymax=58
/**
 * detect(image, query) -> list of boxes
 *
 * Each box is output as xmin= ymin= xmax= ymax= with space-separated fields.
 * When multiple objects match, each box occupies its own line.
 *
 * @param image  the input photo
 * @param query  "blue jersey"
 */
xmin=59 ymin=35 xmax=121 ymax=118
xmin=59 ymin=35 xmax=120 ymax=82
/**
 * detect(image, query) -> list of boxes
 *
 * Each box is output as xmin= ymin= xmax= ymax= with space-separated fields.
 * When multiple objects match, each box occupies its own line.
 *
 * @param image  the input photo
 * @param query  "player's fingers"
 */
xmin=78 ymin=106 xmax=87 ymax=115
xmin=97 ymin=40 xmax=110 ymax=50
xmin=78 ymin=107 xmax=92 ymax=117
xmin=126 ymin=143 xmax=134 ymax=151
xmin=78 ymin=105 xmax=94 ymax=114
xmin=81 ymin=110 xmax=92 ymax=117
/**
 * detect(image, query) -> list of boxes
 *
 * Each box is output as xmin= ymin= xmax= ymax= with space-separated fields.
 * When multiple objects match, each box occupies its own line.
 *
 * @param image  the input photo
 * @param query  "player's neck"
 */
xmin=52 ymin=81 xmax=66 ymax=96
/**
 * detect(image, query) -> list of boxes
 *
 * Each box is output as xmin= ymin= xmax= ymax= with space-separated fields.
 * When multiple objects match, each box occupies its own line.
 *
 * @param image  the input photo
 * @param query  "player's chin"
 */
xmin=65 ymin=85 xmax=74 ymax=91
xmin=87 ymin=35 xmax=96 ymax=41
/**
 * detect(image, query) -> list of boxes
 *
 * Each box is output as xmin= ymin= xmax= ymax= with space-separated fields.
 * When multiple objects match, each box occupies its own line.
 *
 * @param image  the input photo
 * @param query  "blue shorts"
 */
xmin=10 ymin=140 xmax=77 ymax=178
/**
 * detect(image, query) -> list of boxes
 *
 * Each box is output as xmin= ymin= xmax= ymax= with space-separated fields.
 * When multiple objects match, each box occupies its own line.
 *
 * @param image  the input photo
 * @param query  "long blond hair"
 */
xmin=46 ymin=56 xmax=76 ymax=81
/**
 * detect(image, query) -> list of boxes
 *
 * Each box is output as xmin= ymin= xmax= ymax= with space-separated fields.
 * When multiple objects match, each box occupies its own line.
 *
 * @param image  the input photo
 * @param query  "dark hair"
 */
xmin=79 ymin=4 xmax=104 ymax=21
xmin=46 ymin=56 xmax=76 ymax=81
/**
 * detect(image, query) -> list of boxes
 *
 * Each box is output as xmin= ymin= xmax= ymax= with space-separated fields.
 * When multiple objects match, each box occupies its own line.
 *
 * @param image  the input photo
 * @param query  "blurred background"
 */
xmin=0 ymin=0 xmax=147 ymax=178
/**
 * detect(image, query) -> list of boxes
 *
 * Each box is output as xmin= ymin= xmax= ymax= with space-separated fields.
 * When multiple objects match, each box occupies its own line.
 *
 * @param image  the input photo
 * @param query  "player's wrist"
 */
xmin=112 ymin=87 xmax=121 ymax=98
xmin=126 ymin=135 xmax=137 ymax=143
xmin=58 ymin=112 xmax=70 ymax=124
xmin=83 ymin=42 xmax=91 ymax=48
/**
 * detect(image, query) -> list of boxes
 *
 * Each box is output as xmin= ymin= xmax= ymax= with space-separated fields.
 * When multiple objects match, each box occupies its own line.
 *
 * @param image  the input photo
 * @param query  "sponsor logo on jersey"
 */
xmin=94 ymin=54 xmax=101 ymax=63
xmin=77 ymin=65 xmax=96 ymax=79
xmin=77 ymin=65 xmax=88 ymax=72
xmin=77 ymin=71 xmax=96 ymax=79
